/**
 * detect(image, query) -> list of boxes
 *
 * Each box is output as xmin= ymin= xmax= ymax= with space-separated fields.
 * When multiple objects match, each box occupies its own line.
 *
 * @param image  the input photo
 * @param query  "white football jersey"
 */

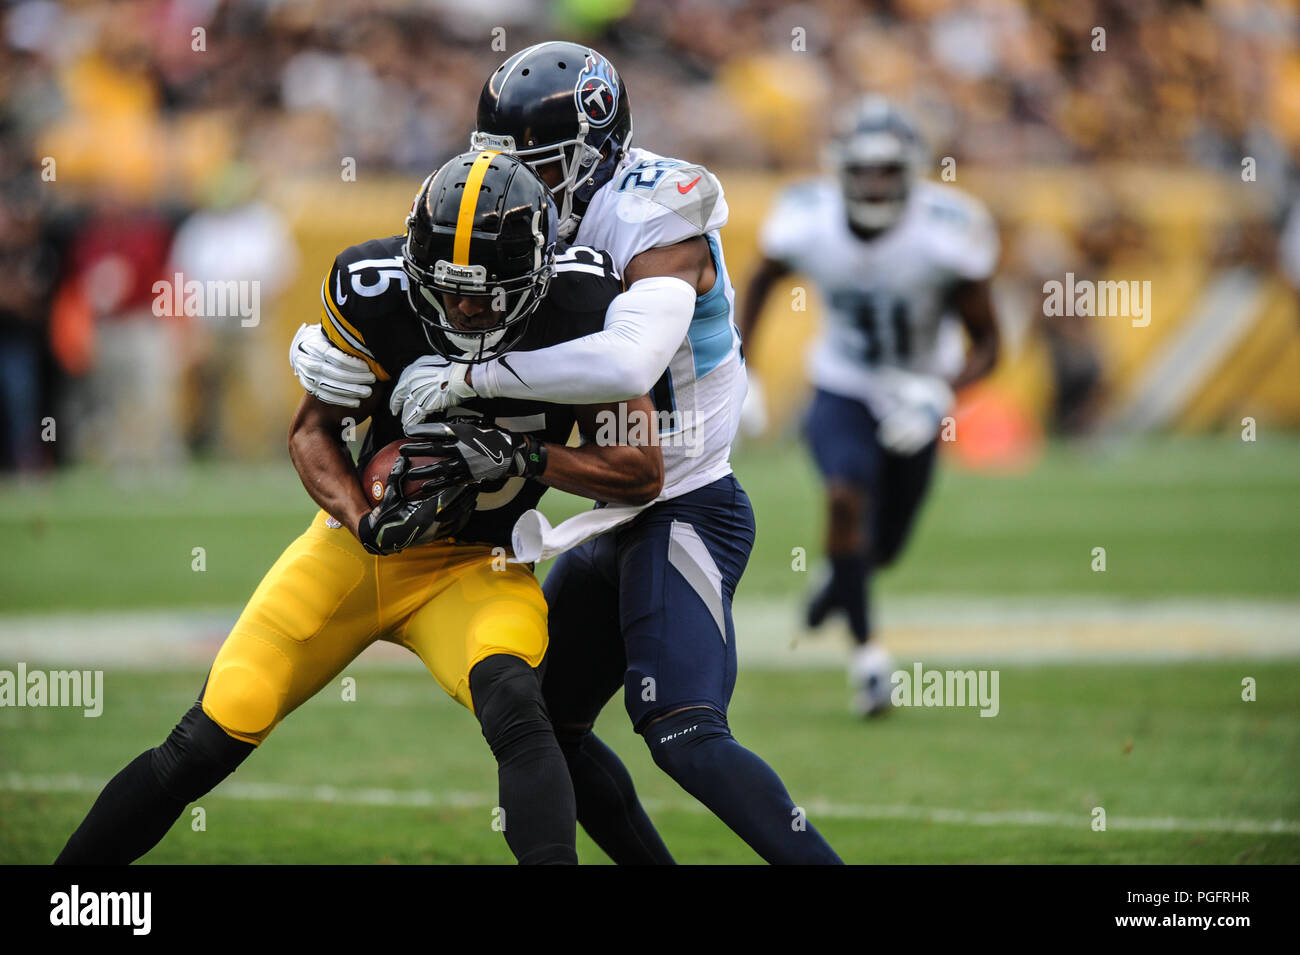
xmin=760 ymin=178 xmax=998 ymax=418
xmin=576 ymin=147 xmax=745 ymax=499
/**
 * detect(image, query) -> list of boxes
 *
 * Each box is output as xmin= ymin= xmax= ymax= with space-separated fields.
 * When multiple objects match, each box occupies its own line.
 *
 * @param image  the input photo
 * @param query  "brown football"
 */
xmin=360 ymin=439 xmax=448 ymax=503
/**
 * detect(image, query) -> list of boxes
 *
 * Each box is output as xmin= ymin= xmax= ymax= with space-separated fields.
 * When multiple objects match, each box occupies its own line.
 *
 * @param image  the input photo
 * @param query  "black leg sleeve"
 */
xmin=555 ymin=725 xmax=674 ymax=864
xmin=55 ymin=702 xmax=254 ymax=865
xmin=470 ymin=654 xmax=577 ymax=865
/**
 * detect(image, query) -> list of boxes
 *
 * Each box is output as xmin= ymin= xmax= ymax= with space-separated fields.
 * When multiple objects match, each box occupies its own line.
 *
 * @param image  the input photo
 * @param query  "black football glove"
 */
xmin=402 ymin=419 xmax=547 ymax=488
xmin=356 ymin=453 xmax=477 ymax=555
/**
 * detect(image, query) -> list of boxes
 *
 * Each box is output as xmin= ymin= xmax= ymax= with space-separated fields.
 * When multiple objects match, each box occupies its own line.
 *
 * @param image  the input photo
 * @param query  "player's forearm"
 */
xmin=288 ymin=396 xmax=372 ymax=536
xmin=470 ymin=277 xmax=696 ymax=403
xmin=951 ymin=334 xmax=999 ymax=391
xmin=737 ymin=258 xmax=789 ymax=344
xmin=538 ymin=442 xmax=664 ymax=505
xmin=950 ymin=279 xmax=1001 ymax=391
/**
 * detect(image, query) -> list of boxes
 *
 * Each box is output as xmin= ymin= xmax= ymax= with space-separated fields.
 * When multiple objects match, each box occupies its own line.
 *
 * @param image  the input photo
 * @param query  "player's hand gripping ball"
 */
xmin=402 ymin=419 xmax=546 ymax=486
xmin=356 ymin=439 xmax=477 ymax=555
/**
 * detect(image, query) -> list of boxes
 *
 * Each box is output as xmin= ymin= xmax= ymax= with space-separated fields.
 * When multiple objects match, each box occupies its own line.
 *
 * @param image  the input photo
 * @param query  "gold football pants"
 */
xmin=201 ymin=511 xmax=548 ymax=744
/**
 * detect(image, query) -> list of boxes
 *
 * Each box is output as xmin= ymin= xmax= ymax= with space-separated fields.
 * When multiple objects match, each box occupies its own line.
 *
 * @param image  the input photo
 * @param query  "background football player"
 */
xmin=55 ymin=151 xmax=663 ymax=865
xmin=738 ymin=96 xmax=1001 ymax=716
xmin=293 ymin=41 xmax=841 ymax=864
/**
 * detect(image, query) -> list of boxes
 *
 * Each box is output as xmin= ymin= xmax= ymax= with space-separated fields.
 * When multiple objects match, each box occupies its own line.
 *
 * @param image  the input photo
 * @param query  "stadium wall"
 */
xmin=262 ymin=167 xmax=1299 ymax=453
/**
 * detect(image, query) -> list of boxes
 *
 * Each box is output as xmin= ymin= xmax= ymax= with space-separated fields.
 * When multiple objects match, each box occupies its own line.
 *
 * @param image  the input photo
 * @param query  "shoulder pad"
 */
xmin=768 ymin=178 xmax=835 ymax=223
xmin=320 ymin=235 xmax=407 ymax=376
xmin=780 ymin=177 xmax=829 ymax=203
xmin=546 ymin=246 xmax=622 ymax=313
xmin=915 ymin=185 xmax=999 ymax=280
xmin=760 ymin=179 xmax=833 ymax=264
xmin=612 ymin=157 xmax=725 ymax=234
xmin=917 ymin=184 xmax=990 ymax=229
xmin=327 ymin=236 xmax=409 ymax=316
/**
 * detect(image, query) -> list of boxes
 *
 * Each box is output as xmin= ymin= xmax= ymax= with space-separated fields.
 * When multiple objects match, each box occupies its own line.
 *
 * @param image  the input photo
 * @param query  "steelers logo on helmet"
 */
xmin=574 ymin=51 xmax=619 ymax=128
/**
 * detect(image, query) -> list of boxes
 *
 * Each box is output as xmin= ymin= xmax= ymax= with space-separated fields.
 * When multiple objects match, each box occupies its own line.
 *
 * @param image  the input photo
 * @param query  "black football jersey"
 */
xmin=319 ymin=235 xmax=621 ymax=549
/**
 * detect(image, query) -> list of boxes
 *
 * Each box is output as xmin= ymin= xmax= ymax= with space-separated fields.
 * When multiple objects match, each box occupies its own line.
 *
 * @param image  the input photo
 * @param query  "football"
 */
xmin=360 ymin=438 xmax=449 ymax=503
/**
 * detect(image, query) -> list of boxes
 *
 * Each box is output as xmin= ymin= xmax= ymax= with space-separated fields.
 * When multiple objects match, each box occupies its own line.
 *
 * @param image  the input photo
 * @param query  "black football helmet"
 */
xmin=402 ymin=150 xmax=557 ymax=363
xmin=471 ymin=41 xmax=633 ymax=241
xmin=825 ymin=95 xmax=927 ymax=236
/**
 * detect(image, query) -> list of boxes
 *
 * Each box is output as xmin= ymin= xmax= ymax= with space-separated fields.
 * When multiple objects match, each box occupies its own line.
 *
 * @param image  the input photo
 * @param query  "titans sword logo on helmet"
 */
xmin=575 ymin=51 xmax=619 ymax=127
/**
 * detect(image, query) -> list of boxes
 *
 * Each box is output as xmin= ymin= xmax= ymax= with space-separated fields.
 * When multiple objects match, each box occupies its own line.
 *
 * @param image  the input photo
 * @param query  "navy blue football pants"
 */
xmin=541 ymin=474 xmax=841 ymax=864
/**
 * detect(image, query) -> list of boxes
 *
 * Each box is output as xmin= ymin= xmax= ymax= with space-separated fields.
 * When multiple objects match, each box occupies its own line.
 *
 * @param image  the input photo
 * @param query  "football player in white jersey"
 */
xmin=738 ymin=96 xmax=1001 ymax=717
xmin=290 ymin=42 xmax=840 ymax=864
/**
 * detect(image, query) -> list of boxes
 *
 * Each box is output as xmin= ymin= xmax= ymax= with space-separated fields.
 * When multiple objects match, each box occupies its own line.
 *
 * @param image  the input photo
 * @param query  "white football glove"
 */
xmin=289 ymin=323 xmax=376 ymax=408
xmin=874 ymin=369 xmax=954 ymax=456
xmin=389 ymin=354 xmax=477 ymax=431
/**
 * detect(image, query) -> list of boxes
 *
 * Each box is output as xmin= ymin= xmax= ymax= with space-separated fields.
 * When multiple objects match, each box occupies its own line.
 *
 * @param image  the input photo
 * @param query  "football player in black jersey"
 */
xmin=55 ymin=151 xmax=663 ymax=865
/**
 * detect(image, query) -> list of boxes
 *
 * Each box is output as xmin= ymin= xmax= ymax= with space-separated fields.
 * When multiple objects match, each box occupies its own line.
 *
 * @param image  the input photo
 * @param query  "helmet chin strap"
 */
xmin=557 ymin=214 xmax=582 ymax=244
xmin=445 ymin=326 xmax=506 ymax=357
xmin=556 ymin=174 xmax=600 ymax=244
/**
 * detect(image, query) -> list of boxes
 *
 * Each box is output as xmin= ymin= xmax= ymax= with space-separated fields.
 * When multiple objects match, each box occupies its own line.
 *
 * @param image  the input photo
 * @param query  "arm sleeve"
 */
xmin=473 ymin=276 xmax=696 ymax=403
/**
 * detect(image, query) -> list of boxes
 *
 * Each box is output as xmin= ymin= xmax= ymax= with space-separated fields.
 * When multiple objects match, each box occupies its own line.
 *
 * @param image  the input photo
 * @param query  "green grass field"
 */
xmin=3 ymin=664 xmax=1298 ymax=864
xmin=1 ymin=434 xmax=1297 ymax=611
xmin=1 ymin=435 xmax=1297 ymax=863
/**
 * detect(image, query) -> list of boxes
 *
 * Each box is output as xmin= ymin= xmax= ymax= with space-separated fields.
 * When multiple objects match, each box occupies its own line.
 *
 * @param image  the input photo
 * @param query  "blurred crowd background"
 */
xmin=2 ymin=0 xmax=1299 ymax=473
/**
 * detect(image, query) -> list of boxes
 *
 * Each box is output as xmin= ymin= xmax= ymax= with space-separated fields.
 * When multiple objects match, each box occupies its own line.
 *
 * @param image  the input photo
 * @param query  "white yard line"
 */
xmin=738 ymin=596 xmax=1300 ymax=666
xmin=1 ymin=598 xmax=1295 ymax=668
xmin=5 ymin=772 xmax=1296 ymax=836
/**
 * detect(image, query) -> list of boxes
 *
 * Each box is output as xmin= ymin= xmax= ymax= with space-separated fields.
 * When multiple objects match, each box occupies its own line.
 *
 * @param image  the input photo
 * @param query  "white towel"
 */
xmin=509 ymin=503 xmax=651 ymax=564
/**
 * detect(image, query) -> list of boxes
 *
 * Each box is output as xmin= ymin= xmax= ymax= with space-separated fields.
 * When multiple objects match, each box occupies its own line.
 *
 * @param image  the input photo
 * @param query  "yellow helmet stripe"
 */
xmin=453 ymin=151 xmax=499 ymax=265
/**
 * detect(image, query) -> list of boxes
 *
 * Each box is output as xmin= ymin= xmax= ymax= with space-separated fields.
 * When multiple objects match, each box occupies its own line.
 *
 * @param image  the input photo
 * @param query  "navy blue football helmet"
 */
xmin=472 ymin=41 xmax=633 ymax=241
xmin=826 ymin=95 xmax=928 ymax=236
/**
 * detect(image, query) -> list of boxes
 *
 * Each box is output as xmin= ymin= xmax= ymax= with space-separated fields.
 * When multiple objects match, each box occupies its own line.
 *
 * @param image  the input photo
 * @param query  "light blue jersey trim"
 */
xmin=686 ymin=233 xmax=736 ymax=378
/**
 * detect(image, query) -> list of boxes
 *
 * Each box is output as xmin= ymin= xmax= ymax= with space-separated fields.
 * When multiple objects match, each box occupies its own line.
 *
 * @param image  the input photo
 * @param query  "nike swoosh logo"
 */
xmin=498 ymin=355 xmax=528 ymax=387
xmin=677 ymin=175 xmax=702 ymax=195
xmin=335 ymin=271 xmax=348 ymax=305
xmin=473 ymin=439 xmax=506 ymax=467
